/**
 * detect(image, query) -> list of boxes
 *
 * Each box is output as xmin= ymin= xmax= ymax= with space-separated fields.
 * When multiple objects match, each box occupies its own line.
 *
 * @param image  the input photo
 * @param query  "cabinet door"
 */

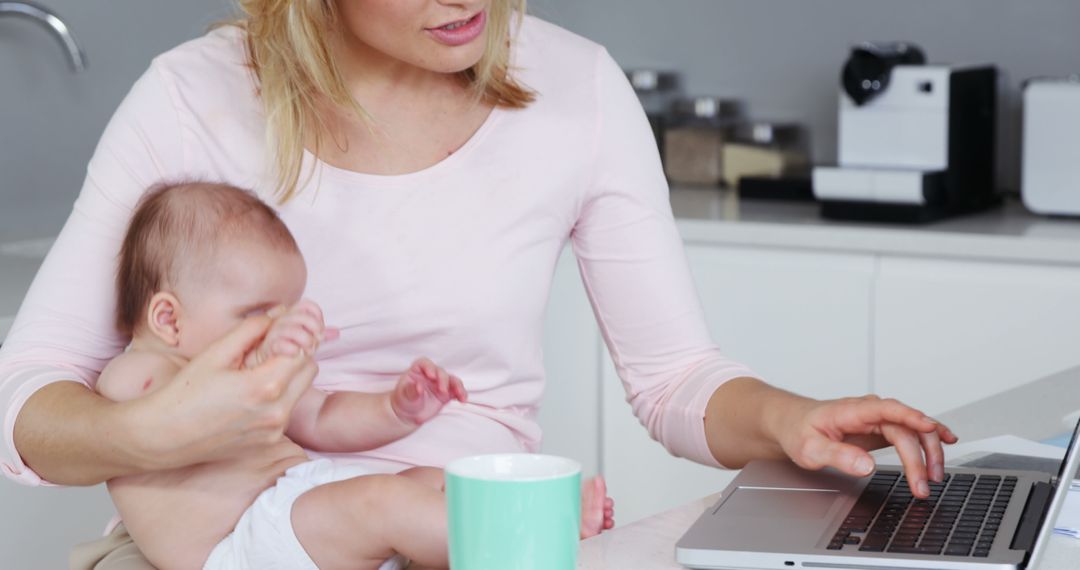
xmin=538 ymin=248 xmax=602 ymax=477
xmin=875 ymin=256 xmax=1080 ymax=416
xmin=0 ymin=485 xmax=115 ymax=570
xmin=602 ymin=245 xmax=876 ymax=523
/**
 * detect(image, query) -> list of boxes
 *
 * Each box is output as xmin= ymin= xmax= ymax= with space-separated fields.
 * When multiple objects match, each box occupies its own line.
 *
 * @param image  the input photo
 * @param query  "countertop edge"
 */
xmin=0 ymin=317 xmax=12 ymax=344
xmin=674 ymin=216 xmax=1080 ymax=265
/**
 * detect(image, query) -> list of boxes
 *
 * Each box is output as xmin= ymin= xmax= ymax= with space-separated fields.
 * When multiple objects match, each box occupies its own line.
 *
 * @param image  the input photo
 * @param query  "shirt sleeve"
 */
xmin=570 ymin=48 xmax=761 ymax=468
xmin=0 ymin=62 xmax=186 ymax=485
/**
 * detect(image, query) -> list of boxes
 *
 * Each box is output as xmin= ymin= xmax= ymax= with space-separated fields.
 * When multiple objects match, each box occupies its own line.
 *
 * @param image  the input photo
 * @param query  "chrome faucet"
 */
xmin=0 ymin=1 xmax=86 ymax=72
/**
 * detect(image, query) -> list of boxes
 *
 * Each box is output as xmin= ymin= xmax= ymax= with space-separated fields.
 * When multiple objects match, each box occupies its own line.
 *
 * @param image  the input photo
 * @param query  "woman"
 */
xmin=0 ymin=0 xmax=954 ymax=568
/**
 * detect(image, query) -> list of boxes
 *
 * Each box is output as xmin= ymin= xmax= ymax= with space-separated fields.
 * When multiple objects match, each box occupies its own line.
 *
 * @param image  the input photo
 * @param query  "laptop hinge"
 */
xmin=1010 ymin=481 xmax=1052 ymax=552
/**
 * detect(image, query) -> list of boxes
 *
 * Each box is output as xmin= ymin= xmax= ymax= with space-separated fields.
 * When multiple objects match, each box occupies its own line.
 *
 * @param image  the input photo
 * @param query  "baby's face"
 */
xmin=174 ymin=241 xmax=307 ymax=360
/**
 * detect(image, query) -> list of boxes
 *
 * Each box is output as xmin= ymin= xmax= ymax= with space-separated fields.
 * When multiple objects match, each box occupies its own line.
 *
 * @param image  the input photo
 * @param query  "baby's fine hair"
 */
xmin=115 ymin=181 xmax=299 ymax=336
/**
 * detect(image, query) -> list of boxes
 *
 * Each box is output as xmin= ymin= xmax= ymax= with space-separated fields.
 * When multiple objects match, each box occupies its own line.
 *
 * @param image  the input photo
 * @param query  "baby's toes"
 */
xmin=580 ymin=476 xmax=607 ymax=539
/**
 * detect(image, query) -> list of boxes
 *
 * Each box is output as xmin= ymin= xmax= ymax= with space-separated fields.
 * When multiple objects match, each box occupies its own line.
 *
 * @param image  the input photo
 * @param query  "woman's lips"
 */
xmin=426 ymin=11 xmax=486 ymax=47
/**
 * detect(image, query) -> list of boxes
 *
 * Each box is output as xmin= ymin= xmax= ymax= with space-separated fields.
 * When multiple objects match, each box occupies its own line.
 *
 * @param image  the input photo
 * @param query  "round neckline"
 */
xmin=300 ymin=104 xmax=505 ymax=188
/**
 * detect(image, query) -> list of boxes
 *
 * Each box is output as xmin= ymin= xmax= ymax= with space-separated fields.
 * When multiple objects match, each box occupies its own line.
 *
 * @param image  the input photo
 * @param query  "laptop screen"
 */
xmin=1053 ymin=419 xmax=1080 ymax=484
xmin=1026 ymin=417 xmax=1080 ymax=567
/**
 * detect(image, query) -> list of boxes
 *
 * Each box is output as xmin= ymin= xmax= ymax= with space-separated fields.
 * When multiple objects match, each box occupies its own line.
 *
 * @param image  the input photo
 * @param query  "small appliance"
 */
xmin=813 ymin=43 xmax=999 ymax=223
xmin=1022 ymin=77 xmax=1080 ymax=216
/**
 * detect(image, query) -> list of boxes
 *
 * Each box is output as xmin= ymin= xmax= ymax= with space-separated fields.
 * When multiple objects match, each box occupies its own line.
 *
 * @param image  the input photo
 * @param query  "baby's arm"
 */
xmin=96 ymin=350 xmax=181 ymax=403
xmin=286 ymin=359 xmax=467 ymax=452
xmin=248 ymin=301 xmax=468 ymax=451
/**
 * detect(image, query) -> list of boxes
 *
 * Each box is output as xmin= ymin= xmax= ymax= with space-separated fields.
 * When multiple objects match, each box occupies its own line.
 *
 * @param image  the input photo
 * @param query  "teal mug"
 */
xmin=446 ymin=454 xmax=582 ymax=569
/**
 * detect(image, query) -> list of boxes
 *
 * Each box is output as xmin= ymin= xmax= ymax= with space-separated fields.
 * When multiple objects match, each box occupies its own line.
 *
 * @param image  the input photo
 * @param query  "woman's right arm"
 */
xmin=0 ymin=62 xmax=317 ymax=486
xmin=0 ymin=63 xmax=184 ymax=486
xmin=11 ymin=318 xmax=318 ymax=486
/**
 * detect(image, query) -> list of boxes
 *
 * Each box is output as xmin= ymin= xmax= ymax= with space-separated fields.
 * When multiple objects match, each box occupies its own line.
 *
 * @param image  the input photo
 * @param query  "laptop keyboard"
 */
xmin=827 ymin=471 xmax=1017 ymax=558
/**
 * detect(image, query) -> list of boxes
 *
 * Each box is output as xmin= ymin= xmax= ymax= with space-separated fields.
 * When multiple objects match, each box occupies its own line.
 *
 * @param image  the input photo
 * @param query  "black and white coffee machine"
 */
xmin=813 ymin=43 xmax=999 ymax=223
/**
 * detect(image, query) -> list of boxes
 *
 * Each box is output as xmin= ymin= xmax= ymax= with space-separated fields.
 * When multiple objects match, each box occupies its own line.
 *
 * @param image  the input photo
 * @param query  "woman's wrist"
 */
xmin=704 ymin=377 xmax=815 ymax=467
xmin=758 ymin=385 xmax=817 ymax=451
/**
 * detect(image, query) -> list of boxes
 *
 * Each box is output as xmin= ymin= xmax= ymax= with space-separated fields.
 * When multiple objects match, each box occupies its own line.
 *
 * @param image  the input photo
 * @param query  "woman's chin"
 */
xmin=425 ymin=51 xmax=486 ymax=76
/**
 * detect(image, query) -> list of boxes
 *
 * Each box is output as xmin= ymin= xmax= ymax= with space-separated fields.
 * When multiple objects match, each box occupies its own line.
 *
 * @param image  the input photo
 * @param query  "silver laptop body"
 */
xmin=676 ymin=418 xmax=1080 ymax=570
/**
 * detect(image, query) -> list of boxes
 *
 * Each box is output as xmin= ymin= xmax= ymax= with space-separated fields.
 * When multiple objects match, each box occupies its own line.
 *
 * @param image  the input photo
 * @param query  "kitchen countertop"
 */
xmin=4 ymin=190 xmax=1080 ymax=341
xmin=0 ymin=237 xmax=53 ymax=342
xmin=670 ymin=188 xmax=1080 ymax=265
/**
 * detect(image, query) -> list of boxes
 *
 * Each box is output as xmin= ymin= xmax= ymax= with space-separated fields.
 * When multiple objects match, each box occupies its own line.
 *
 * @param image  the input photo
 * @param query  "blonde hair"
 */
xmin=233 ymin=0 xmax=534 ymax=203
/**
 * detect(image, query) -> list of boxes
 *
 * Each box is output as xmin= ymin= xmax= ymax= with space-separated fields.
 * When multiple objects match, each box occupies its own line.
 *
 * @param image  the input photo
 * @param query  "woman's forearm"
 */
xmin=13 ymin=382 xmax=151 ymax=486
xmin=703 ymin=377 xmax=815 ymax=468
xmin=12 ymin=319 xmax=320 ymax=487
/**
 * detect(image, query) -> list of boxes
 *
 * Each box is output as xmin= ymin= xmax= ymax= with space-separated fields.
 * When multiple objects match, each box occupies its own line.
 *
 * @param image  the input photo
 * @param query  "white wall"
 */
xmin=532 ymin=0 xmax=1080 ymax=193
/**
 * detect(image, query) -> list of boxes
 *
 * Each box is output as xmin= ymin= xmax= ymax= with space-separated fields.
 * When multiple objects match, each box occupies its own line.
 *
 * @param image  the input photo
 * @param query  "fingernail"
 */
xmin=854 ymin=456 xmax=874 ymax=476
xmin=922 ymin=415 xmax=938 ymax=424
xmin=267 ymin=304 xmax=288 ymax=318
xmin=933 ymin=464 xmax=945 ymax=482
xmin=917 ymin=481 xmax=930 ymax=496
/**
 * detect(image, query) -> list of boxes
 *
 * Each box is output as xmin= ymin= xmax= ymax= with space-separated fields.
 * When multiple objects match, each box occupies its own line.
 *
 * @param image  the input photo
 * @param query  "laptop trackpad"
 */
xmin=716 ymin=487 xmax=840 ymax=519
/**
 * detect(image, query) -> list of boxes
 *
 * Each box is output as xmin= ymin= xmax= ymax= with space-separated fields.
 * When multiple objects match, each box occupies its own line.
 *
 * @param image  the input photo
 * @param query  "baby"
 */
xmin=97 ymin=182 xmax=613 ymax=570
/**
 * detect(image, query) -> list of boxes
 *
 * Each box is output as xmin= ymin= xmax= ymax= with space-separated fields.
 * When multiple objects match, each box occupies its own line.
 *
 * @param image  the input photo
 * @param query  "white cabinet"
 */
xmin=538 ymin=249 xmax=602 ymax=477
xmin=682 ymin=245 xmax=875 ymax=401
xmin=601 ymin=245 xmax=876 ymax=524
xmin=874 ymin=256 xmax=1080 ymax=416
xmin=0 ymin=485 xmax=115 ymax=570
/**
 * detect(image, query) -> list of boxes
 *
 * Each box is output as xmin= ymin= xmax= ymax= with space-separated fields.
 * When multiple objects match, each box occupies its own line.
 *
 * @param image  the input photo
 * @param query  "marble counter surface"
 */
xmin=671 ymin=188 xmax=1080 ymax=265
xmin=0 ymin=237 xmax=53 ymax=341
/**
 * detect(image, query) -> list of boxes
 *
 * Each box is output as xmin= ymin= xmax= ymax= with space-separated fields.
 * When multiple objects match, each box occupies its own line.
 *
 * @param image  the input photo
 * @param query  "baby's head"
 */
xmin=116 ymin=182 xmax=306 ymax=359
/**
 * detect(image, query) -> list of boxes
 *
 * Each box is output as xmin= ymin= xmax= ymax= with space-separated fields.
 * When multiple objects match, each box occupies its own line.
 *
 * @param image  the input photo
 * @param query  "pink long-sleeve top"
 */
xmin=0 ymin=16 xmax=759 ymax=486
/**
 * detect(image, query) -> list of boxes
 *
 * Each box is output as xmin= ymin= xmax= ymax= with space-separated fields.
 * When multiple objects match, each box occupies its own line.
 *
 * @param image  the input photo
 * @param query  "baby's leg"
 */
xmin=292 ymin=474 xmax=448 ymax=570
xmin=398 ymin=466 xmax=445 ymax=492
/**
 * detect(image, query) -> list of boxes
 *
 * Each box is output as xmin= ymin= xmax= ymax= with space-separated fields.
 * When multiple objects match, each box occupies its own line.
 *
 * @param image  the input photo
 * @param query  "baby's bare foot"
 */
xmin=580 ymin=476 xmax=615 ymax=539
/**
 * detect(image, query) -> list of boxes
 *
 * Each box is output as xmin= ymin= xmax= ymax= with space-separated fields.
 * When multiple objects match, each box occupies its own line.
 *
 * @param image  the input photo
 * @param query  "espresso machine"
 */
xmin=813 ymin=43 xmax=999 ymax=223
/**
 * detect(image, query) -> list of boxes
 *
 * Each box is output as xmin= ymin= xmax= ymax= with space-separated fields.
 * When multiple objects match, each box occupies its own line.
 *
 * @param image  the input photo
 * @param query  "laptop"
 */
xmin=676 ymin=417 xmax=1080 ymax=569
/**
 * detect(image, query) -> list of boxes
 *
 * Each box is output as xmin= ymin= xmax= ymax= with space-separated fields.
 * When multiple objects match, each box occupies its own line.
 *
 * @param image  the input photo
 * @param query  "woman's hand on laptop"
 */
xmin=776 ymin=395 xmax=958 ymax=498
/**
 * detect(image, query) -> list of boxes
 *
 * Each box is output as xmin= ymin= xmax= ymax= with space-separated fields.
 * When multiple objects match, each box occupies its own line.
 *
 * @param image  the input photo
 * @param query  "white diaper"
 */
xmin=202 ymin=458 xmax=408 ymax=570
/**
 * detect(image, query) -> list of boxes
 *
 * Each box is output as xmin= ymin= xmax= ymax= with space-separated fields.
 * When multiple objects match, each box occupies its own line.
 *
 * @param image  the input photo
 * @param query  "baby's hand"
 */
xmin=390 ymin=358 xmax=468 ymax=425
xmin=244 ymin=300 xmax=338 ymax=369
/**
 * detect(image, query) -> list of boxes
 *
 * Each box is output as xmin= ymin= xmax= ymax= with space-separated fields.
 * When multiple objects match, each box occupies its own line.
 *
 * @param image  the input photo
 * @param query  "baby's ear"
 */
xmin=146 ymin=292 xmax=182 ymax=346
